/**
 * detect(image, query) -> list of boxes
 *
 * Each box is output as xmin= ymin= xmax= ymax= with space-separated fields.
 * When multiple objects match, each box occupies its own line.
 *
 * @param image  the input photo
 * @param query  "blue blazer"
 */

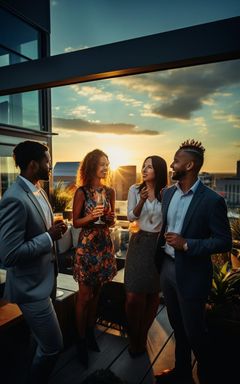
xmin=0 ymin=176 xmax=56 ymax=303
xmin=155 ymin=181 xmax=232 ymax=300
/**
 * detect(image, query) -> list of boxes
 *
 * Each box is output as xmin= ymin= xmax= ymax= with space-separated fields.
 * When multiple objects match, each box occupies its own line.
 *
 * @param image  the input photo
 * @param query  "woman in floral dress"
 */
xmin=72 ymin=149 xmax=117 ymax=367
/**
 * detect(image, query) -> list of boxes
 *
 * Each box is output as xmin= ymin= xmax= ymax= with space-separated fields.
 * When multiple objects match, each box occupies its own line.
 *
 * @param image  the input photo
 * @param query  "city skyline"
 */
xmin=50 ymin=1 xmax=240 ymax=173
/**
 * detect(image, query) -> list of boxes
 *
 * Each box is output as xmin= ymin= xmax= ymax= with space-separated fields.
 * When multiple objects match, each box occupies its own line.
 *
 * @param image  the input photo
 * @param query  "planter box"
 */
xmin=206 ymin=316 xmax=240 ymax=380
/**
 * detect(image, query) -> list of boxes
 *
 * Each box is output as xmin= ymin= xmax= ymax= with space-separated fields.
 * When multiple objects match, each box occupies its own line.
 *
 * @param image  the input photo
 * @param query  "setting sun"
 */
xmin=104 ymin=146 xmax=132 ymax=171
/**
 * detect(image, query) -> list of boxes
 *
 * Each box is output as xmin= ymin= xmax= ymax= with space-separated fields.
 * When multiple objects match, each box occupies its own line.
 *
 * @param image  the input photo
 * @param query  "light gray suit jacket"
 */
xmin=0 ymin=176 xmax=56 ymax=303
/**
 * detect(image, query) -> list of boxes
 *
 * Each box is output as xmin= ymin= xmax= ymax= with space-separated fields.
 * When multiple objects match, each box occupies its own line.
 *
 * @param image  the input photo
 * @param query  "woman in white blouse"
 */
xmin=124 ymin=155 xmax=168 ymax=357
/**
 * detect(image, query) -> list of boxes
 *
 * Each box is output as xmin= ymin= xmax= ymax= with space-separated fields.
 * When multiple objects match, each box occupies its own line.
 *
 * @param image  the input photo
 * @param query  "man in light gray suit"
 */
xmin=0 ymin=140 xmax=67 ymax=383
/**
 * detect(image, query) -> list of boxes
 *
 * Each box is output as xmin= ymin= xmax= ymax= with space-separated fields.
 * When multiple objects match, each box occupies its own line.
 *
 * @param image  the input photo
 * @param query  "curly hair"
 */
xmin=178 ymin=139 xmax=205 ymax=171
xmin=76 ymin=149 xmax=109 ymax=186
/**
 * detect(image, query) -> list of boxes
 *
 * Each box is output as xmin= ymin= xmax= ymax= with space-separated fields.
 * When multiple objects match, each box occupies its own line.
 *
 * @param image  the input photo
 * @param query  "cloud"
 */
xmin=71 ymin=84 xmax=113 ymax=101
xmin=111 ymin=60 xmax=240 ymax=120
xmin=213 ymin=110 xmax=240 ymax=128
xmin=71 ymin=105 xmax=95 ymax=118
xmin=52 ymin=117 xmax=160 ymax=135
xmin=116 ymin=93 xmax=142 ymax=107
xmin=51 ymin=0 xmax=58 ymax=6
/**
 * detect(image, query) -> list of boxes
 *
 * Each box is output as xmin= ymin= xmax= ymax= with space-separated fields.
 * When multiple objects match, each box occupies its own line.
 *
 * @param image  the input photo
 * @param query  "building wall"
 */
xmin=0 ymin=0 xmax=50 ymax=31
xmin=113 ymin=166 xmax=136 ymax=201
xmin=216 ymin=178 xmax=240 ymax=207
xmin=0 ymin=0 xmax=51 ymax=198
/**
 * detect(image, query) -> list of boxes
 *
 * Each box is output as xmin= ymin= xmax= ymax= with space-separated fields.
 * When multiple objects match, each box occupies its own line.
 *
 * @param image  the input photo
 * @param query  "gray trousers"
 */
xmin=19 ymin=297 xmax=63 ymax=383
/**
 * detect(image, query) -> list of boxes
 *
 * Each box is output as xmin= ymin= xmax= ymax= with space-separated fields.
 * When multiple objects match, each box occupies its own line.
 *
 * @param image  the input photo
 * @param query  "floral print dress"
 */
xmin=73 ymin=186 xmax=117 ymax=287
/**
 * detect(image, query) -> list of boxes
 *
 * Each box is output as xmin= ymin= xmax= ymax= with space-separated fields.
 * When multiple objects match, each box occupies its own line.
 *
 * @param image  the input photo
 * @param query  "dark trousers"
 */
xmin=160 ymin=256 xmax=209 ymax=378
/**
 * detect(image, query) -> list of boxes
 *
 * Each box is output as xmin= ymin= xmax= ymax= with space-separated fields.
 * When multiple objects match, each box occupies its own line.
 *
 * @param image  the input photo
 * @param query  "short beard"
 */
xmin=172 ymin=170 xmax=187 ymax=181
xmin=36 ymin=170 xmax=49 ymax=181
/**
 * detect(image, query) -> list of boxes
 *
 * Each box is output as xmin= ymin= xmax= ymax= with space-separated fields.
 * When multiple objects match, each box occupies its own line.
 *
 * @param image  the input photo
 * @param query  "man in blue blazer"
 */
xmin=155 ymin=140 xmax=232 ymax=384
xmin=0 ymin=141 xmax=67 ymax=383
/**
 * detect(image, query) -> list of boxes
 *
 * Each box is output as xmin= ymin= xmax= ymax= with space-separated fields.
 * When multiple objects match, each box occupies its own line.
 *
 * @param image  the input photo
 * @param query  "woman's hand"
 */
xmin=88 ymin=206 xmax=104 ymax=221
xmin=104 ymin=210 xmax=115 ymax=224
xmin=140 ymin=186 xmax=148 ymax=202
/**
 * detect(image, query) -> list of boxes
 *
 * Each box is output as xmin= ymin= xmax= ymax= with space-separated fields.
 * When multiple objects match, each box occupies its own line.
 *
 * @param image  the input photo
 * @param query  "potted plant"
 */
xmin=230 ymin=218 xmax=240 ymax=270
xmin=207 ymin=261 xmax=240 ymax=322
xmin=206 ymin=260 xmax=240 ymax=376
xmin=50 ymin=181 xmax=74 ymax=214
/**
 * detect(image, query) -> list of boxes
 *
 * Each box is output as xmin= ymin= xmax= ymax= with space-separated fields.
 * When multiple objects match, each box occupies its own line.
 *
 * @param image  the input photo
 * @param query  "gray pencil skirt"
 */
xmin=124 ymin=230 xmax=160 ymax=294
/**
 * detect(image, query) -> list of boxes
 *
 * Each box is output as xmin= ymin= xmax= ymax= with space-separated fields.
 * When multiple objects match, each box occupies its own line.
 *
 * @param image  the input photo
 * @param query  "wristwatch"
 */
xmin=183 ymin=242 xmax=188 ymax=251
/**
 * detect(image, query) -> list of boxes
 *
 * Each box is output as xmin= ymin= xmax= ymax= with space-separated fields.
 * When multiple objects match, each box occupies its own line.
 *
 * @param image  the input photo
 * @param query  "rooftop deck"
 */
xmin=0 ymin=270 xmax=201 ymax=384
xmin=51 ymin=272 xmax=200 ymax=384
xmin=49 ymin=304 xmax=200 ymax=384
xmin=2 ymin=262 xmax=239 ymax=383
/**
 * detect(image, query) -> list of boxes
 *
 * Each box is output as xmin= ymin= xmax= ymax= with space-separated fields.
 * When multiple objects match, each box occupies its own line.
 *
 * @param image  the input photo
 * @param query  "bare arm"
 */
xmin=128 ymin=185 xmax=148 ymax=221
xmin=72 ymin=188 xmax=103 ymax=228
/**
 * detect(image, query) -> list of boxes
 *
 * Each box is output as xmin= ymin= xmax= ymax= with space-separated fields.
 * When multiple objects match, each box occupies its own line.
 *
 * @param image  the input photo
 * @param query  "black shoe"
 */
xmin=77 ymin=337 xmax=89 ymax=368
xmin=86 ymin=327 xmax=100 ymax=352
xmin=26 ymin=354 xmax=59 ymax=384
xmin=155 ymin=368 xmax=195 ymax=384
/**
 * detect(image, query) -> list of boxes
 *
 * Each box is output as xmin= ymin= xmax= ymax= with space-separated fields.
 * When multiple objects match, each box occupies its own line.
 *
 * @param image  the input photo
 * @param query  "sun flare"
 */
xmin=105 ymin=147 xmax=131 ymax=171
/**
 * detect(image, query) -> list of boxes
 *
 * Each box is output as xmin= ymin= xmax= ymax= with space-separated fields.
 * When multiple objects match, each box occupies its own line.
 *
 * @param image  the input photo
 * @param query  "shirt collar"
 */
xmin=175 ymin=177 xmax=200 ymax=195
xmin=19 ymin=175 xmax=39 ymax=194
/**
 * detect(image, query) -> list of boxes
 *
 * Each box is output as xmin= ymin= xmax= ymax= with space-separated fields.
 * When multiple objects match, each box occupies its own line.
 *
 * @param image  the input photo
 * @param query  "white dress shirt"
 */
xmin=164 ymin=178 xmax=200 ymax=258
xmin=127 ymin=184 xmax=162 ymax=233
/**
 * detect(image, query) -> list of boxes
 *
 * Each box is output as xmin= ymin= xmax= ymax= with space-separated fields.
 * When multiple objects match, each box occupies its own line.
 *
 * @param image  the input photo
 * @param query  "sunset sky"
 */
xmin=50 ymin=0 xmax=240 ymax=173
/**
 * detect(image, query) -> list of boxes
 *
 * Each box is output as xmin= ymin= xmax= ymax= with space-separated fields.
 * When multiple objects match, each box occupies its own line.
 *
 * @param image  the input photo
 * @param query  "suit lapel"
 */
xmin=39 ymin=188 xmax=54 ymax=225
xmin=16 ymin=176 xmax=49 ymax=229
xmin=27 ymin=192 xmax=49 ymax=229
xmin=181 ymin=182 xmax=205 ymax=234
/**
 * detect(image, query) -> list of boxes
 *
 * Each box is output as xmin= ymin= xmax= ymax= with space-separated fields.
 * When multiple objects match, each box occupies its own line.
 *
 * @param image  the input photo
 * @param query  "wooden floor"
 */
xmin=49 ymin=271 xmax=201 ymax=384
xmin=0 ymin=270 xmax=201 ymax=384
xmin=48 ymin=305 xmax=201 ymax=384
xmin=49 ymin=305 xmax=200 ymax=384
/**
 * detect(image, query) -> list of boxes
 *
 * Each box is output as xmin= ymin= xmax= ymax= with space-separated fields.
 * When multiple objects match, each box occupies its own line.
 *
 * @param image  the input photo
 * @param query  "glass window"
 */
xmin=0 ymin=145 xmax=18 ymax=199
xmin=51 ymin=58 xmax=240 ymax=212
xmin=0 ymin=46 xmax=27 ymax=68
xmin=0 ymin=91 xmax=40 ymax=130
xmin=0 ymin=49 xmax=26 ymax=67
xmin=0 ymin=7 xmax=39 ymax=61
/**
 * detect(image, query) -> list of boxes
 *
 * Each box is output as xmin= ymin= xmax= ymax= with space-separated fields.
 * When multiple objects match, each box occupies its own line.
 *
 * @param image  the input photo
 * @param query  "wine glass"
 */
xmin=53 ymin=212 xmax=64 ymax=224
xmin=161 ymin=225 xmax=169 ymax=248
xmin=94 ymin=190 xmax=105 ymax=225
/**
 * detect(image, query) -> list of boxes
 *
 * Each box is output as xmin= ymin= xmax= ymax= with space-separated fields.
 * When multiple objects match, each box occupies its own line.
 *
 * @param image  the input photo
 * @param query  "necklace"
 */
xmin=146 ymin=199 xmax=157 ymax=224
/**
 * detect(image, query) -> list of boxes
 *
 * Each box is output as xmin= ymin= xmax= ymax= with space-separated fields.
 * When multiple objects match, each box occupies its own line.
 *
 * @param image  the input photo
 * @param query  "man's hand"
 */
xmin=48 ymin=221 xmax=67 ymax=241
xmin=165 ymin=232 xmax=186 ymax=251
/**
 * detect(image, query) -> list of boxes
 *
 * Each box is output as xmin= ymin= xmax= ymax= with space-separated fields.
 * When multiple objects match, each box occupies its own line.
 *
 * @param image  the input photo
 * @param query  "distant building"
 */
xmin=215 ymin=160 xmax=240 ymax=208
xmin=115 ymin=200 xmax=128 ymax=218
xmin=237 ymin=160 xmax=240 ymax=178
xmin=53 ymin=161 xmax=80 ymax=188
xmin=199 ymin=172 xmax=214 ymax=188
xmin=216 ymin=177 xmax=240 ymax=208
xmin=113 ymin=166 xmax=136 ymax=201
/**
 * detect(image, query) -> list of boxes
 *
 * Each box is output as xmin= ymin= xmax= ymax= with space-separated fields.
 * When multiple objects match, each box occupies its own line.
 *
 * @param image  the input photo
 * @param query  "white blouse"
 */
xmin=127 ymin=184 xmax=162 ymax=233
